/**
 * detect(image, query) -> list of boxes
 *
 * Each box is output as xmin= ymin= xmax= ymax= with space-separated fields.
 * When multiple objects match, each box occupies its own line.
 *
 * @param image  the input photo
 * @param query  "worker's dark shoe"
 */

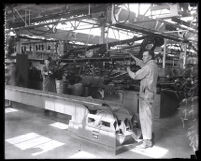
xmin=145 ymin=139 xmax=153 ymax=147
xmin=135 ymin=139 xmax=153 ymax=149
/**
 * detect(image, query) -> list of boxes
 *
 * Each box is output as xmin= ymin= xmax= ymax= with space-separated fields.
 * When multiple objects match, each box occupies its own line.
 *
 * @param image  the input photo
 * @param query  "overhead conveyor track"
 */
xmin=114 ymin=23 xmax=189 ymax=43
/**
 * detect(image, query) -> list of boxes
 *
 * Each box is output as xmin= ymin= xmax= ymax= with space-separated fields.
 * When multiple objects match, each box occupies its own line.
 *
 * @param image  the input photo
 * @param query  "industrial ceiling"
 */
xmin=5 ymin=3 xmax=198 ymax=48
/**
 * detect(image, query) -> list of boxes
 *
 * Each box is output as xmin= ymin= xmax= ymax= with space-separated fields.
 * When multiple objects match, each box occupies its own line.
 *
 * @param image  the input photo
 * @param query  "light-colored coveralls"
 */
xmin=127 ymin=59 xmax=158 ymax=140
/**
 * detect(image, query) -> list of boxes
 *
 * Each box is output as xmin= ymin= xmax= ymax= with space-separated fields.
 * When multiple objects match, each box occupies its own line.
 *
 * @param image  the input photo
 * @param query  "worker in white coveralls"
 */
xmin=127 ymin=50 xmax=158 ymax=149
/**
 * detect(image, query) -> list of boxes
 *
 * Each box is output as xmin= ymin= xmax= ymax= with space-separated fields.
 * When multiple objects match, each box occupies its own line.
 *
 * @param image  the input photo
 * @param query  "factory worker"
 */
xmin=41 ymin=57 xmax=56 ymax=92
xmin=6 ymin=61 xmax=16 ymax=86
xmin=127 ymin=50 xmax=158 ymax=149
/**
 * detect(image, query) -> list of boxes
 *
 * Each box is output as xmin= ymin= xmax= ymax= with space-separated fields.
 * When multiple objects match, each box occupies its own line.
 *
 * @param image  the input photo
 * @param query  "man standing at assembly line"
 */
xmin=41 ymin=57 xmax=56 ymax=92
xmin=5 ymin=61 xmax=16 ymax=86
xmin=127 ymin=50 xmax=158 ymax=149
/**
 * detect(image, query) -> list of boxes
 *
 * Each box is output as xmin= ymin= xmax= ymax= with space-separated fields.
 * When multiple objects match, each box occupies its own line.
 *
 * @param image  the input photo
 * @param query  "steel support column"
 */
xmin=100 ymin=23 xmax=106 ymax=44
xmin=162 ymin=38 xmax=167 ymax=69
xmin=16 ymin=40 xmax=22 ymax=54
xmin=183 ymin=43 xmax=187 ymax=69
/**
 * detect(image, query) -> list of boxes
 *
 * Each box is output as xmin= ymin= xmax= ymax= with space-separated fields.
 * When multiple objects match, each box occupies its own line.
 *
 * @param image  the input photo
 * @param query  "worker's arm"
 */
xmin=129 ymin=53 xmax=144 ymax=68
xmin=127 ymin=66 xmax=149 ymax=80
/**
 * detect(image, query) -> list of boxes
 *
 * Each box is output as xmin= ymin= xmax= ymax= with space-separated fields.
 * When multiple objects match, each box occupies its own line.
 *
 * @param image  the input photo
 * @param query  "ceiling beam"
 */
xmin=16 ymin=27 xmax=119 ymax=45
xmin=171 ymin=17 xmax=197 ymax=29
xmin=76 ymin=35 xmax=147 ymax=51
xmin=113 ymin=23 xmax=188 ymax=43
xmin=10 ymin=15 xmax=90 ymax=31
xmin=6 ymin=4 xmax=109 ymax=29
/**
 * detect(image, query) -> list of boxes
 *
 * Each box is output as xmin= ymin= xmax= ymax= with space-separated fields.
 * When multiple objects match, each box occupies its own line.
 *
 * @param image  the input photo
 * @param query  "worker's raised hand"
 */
xmin=129 ymin=53 xmax=136 ymax=60
xmin=129 ymin=53 xmax=144 ymax=68
xmin=127 ymin=66 xmax=131 ymax=72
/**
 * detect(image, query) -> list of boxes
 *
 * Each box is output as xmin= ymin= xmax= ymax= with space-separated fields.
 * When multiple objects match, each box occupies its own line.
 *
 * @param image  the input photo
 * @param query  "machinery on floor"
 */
xmin=5 ymin=3 xmax=198 ymax=156
xmin=5 ymin=85 xmax=141 ymax=154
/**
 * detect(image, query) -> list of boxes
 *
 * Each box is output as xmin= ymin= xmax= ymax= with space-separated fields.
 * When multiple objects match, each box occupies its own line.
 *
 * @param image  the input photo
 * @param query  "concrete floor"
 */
xmin=5 ymin=102 xmax=194 ymax=159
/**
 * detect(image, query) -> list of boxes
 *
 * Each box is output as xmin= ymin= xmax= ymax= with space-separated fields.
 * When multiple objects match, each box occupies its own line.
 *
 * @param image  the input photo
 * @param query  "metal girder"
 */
xmin=77 ymin=35 xmax=147 ymax=51
xmin=151 ymin=3 xmax=170 ymax=11
xmin=7 ymin=7 xmax=31 ymax=27
xmin=15 ymin=27 xmax=119 ymax=45
xmin=171 ymin=17 xmax=197 ymax=30
xmin=6 ymin=4 xmax=109 ymax=29
xmin=114 ymin=23 xmax=188 ymax=43
xmin=11 ymin=15 xmax=90 ymax=31
xmin=5 ymin=85 xmax=123 ymax=111
xmin=60 ymin=56 xmax=132 ymax=63
xmin=5 ymin=4 xmax=35 ymax=15
xmin=5 ymin=4 xmax=73 ymax=22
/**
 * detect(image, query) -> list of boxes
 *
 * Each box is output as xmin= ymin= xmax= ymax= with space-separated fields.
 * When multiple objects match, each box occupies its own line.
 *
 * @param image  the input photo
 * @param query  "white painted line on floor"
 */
xmin=15 ymin=136 xmax=51 ymax=150
xmin=130 ymin=145 xmax=168 ymax=158
xmin=32 ymin=140 xmax=65 ymax=156
xmin=6 ymin=133 xmax=40 ymax=144
xmin=69 ymin=151 xmax=97 ymax=158
xmin=49 ymin=122 xmax=69 ymax=130
xmin=5 ymin=108 xmax=19 ymax=113
xmin=6 ymin=132 xmax=65 ymax=156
